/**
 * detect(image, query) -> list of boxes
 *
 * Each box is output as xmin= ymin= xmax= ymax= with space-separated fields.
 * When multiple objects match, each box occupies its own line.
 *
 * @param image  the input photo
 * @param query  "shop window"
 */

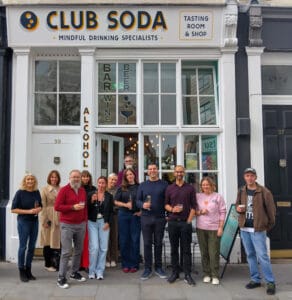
xmin=143 ymin=63 xmax=176 ymax=125
xmin=98 ymin=62 xmax=137 ymax=125
xmin=34 ymin=60 xmax=81 ymax=126
xmin=262 ymin=66 xmax=292 ymax=95
xmin=182 ymin=63 xmax=217 ymax=125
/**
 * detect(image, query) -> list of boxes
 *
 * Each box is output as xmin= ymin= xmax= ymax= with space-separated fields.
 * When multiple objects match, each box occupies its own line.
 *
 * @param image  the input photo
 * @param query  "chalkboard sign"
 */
xmin=220 ymin=204 xmax=239 ymax=260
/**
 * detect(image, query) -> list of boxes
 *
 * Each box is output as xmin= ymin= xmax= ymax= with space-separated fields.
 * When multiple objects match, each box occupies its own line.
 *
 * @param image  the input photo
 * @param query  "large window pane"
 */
xmin=184 ymin=135 xmax=199 ymax=170
xmin=200 ymin=97 xmax=216 ymax=125
xmin=161 ymin=95 xmax=176 ymax=125
xmin=98 ymin=63 xmax=116 ymax=92
xmin=98 ymin=95 xmax=116 ymax=125
xmin=118 ymin=94 xmax=136 ymax=125
xmin=144 ymin=95 xmax=159 ymax=125
xmin=161 ymin=63 xmax=176 ymax=93
xmin=144 ymin=63 xmax=158 ymax=93
xmin=59 ymin=94 xmax=80 ymax=125
xmin=34 ymin=94 xmax=57 ymax=125
xmin=199 ymin=68 xmax=214 ymax=95
xmin=183 ymin=96 xmax=198 ymax=125
xmin=161 ymin=135 xmax=176 ymax=170
xmin=262 ymin=66 xmax=292 ymax=95
xmin=182 ymin=67 xmax=197 ymax=95
xmin=118 ymin=63 xmax=136 ymax=93
xmin=202 ymin=135 xmax=217 ymax=170
xmin=60 ymin=61 xmax=81 ymax=92
xmin=144 ymin=135 xmax=159 ymax=168
xmin=35 ymin=61 xmax=57 ymax=92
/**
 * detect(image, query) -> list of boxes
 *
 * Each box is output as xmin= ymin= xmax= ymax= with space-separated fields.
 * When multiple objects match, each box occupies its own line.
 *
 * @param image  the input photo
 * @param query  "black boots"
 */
xmin=19 ymin=268 xmax=29 ymax=282
xmin=25 ymin=267 xmax=36 ymax=280
xmin=19 ymin=267 xmax=36 ymax=282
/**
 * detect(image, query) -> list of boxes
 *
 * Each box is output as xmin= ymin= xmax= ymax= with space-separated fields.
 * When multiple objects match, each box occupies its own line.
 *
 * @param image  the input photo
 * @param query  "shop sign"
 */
xmin=7 ymin=6 xmax=222 ymax=47
xmin=83 ymin=107 xmax=90 ymax=168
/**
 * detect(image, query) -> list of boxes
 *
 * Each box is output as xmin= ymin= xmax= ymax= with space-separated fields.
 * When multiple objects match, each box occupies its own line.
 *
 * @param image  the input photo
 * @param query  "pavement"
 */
xmin=0 ymin=259 xmax=291 ymax=300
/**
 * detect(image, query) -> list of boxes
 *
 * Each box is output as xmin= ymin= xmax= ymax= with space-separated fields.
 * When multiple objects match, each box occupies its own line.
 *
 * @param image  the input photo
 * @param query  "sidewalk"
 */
xmin=0 ymin=260 xmax=291 ymax=300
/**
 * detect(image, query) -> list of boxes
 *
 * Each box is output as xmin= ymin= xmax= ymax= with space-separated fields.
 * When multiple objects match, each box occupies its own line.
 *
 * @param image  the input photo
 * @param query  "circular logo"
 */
xmin=20 ymin=11 xmax=39 ymax=30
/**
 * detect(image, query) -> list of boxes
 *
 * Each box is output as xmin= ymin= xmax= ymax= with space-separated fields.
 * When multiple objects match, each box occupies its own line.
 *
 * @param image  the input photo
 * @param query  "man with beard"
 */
xmin=54 ymin=170 xmax=87 ymax=289
xmin=165 ymin=165 xmax=197 ymax=286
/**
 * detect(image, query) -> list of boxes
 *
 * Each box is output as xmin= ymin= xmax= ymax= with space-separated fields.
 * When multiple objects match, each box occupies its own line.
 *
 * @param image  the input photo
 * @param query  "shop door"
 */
xmin=96 ymin=134 xmax=124 ymax=177
xmin=263 ymin=105 xmax=292 ymax=250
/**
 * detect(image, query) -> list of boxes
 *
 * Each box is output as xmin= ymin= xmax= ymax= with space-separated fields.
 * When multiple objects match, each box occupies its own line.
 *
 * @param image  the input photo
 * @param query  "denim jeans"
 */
xmin=240 ymin=230 xmax=275 ymax=283
xmin=17 ymin=218 xmax=39 ymax=269
xmin=58 ymin=222 xmax=86 ymax=279
xmin=88 ymin=219 xmax=110 ymax=277
xmin=141 ymin=216 xmax=166 ymax=270
xmin=118 ymin=210 xmax=141 ymax=269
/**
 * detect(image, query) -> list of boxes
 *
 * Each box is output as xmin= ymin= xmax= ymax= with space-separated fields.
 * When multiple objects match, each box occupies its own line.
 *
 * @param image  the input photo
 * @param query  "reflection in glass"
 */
xmin=201 ymin=135 xmax=217 ymax=170
xmin=35 ymin=61 xmax=57 ymax=92
xmin=60 ymin=61 xmax=81 ymax=92
xmin=262 ymin=66 xmax=292 ymax=95
xmin=185 ymin=172 xmax=200 ymax=192
xmin=200 ymin=97 xmax=216 ymax=125
xmin=181 ymin=67 xmax=197 ymax=95
xmin=161 ymin=63 xmax=176 ymax=93
xmin=143 ymin=95 xmax=159 ymax=125
xmin=98 ymin=95 xmax=116 ymax=125
xmin=161 ymin=95 xmax=176 ymax=125
xmin=183 ymin=96 xmax=198 ymax=125
xmin=101 ymin=139 xmax=108 ymax=175
xmin=34 ymin=94 xmax=57 ymax=125
xmin=59 ymin=94 xmax=80 ymax=125
xmin=144 ymin=135 xmax=159 ymax=169
xmin=143 ymin=63 xmax=158 ymax=93
xmin=98 ymin=63 xmax=116 ymax=92
xmin=161 ymin=135 xmax=176 ymax=170
xmin=118 ymin=94 xmax=136 ymax=125
xmin=118 ymin=63 xmax=136 ymax=93
xmin=199 ymin=69 xmax=214 ymax=95
xmin=184 ymin=135 xmax=199 ymax=170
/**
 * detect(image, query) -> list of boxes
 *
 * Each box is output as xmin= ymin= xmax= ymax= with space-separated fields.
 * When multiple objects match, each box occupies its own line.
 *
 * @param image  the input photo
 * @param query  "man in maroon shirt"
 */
xmin=165 ymin=165 xmax=197 ymax=286
xmin=54 ymin=169 xmax=87 ymax=289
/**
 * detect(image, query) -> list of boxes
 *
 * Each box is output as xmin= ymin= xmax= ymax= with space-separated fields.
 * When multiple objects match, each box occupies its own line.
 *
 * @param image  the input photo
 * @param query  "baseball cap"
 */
xmin=243 ymin=167 xmax=257 ymax=175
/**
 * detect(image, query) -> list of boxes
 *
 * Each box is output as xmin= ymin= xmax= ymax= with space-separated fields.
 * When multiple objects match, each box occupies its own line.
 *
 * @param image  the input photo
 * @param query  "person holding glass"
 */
xmin=40 ymin=170 xmax=61 ymax=272
xmin=11 ymin=173 xmax=42 ymax=282
xmin=87 ymin=176 xmax=113 ymax=280
xmin=196 ymin=176 xmax=226 ymax=285
xmin=165 ymin=165 xmax=197 ymax=286
xmin=114 ymin=168 xmax=141 ymax=273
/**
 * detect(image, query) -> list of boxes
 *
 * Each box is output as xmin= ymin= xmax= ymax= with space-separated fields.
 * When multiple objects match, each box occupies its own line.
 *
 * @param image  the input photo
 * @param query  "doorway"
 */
xmin=263 ymin=105 xmax=292 ymax=254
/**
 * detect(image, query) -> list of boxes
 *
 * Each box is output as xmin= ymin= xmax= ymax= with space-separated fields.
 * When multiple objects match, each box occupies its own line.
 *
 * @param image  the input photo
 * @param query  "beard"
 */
xmin=70 ymin=181 xmax=81 ymax=190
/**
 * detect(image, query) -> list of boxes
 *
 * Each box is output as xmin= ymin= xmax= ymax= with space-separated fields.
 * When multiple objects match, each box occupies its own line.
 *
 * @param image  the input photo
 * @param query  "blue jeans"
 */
xmin=88 ymin=219 xmax=109 ymax=277
xmin=17 ymin=218 xmax=38 ymax=269
xmin=240 ymin=230 xmax=275 ymax=283
xmin=118 ymin=210 xmax=141 ymax=269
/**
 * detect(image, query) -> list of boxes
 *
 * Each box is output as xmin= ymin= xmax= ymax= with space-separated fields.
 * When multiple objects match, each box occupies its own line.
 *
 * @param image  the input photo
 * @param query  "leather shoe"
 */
xmin=245 ymin=281 xmax=261 ymax=289
xmin=167 ymin=272 xmax=179 ymax=284
xmin=184 ymin=274 xmax=196 ymax=286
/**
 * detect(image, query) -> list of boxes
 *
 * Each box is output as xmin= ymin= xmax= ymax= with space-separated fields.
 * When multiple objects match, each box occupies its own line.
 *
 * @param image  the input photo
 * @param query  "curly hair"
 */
xmin=20 ymin=173 xmax=38 ymax=191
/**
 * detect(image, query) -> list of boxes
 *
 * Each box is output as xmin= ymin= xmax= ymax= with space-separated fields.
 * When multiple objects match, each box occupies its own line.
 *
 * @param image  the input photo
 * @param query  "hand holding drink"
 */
xmin=238 ymin=204 xmax=246 ymax=213
xmin=173 ymin=203 xmax=183 ymax=213
xmin=144 ymin=195 xmax=151 ymax=210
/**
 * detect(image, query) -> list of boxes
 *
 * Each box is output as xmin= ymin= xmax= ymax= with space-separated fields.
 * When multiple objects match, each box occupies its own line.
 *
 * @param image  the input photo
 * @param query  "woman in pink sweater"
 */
xmin=196 ymin=176 xmax=226 ymax=285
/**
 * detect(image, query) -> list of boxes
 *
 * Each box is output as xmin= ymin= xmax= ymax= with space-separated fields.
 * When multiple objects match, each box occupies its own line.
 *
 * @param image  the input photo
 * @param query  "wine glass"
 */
xmin=120 ymin=110 xmax=133 ymax=124
xmin=146 ymin=195 xmax=151 ymax=211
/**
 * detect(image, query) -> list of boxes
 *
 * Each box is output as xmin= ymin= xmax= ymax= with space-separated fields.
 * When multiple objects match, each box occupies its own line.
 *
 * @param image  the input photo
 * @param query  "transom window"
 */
xmin=34 ymin=60 xmax=81 ymax=126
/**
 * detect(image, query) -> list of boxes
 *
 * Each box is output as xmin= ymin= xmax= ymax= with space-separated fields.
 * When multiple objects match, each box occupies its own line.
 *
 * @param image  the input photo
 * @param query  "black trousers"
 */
xmin=168 ymin=220 xmax=192 ymax=275
xmin=43 ymin=246 xmax=60 ymax=269
xmin=141 ymin=216 xmax=166 ymax=270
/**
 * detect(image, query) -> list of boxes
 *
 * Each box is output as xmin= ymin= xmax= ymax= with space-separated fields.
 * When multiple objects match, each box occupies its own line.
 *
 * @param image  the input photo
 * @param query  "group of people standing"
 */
xmin=11 ymin=158 xmax=276 ymax=296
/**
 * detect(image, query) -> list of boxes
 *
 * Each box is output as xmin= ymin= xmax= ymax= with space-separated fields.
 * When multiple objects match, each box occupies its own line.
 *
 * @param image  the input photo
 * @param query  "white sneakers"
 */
xmin=105 ymin=262 xmax=111 ymax=268
xmin=110 ymin=261 xmax=117 ymax=267
xmin=45 ymin=266 xmax=57 ymax=272
xmin=203 ymin=276 xmax=219 ymax=285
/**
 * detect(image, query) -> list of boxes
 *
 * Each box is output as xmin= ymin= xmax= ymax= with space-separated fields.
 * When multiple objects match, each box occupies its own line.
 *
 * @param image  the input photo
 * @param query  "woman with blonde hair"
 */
xmin=196 ymin=176 xmax=226 ymax=285
xmin=11 ymin=173 xmax=42 ymax=282
xmin=40 ymin=170 xmax=61 ymax=272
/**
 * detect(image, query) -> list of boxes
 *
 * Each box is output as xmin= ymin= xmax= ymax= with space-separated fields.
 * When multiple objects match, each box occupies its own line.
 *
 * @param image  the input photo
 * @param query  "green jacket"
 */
xmin=235 ymin=183 xmax=276 ymax=232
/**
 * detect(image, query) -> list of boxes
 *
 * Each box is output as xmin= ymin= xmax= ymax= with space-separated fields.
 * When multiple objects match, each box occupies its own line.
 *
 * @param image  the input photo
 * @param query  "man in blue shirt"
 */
xmin=136 ymin=163 xmax=168 ymax=280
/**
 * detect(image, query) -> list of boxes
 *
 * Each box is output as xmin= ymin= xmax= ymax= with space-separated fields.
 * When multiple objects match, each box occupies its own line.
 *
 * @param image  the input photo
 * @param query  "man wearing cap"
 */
xmin=236 ymin=168 xmax=276 ymax=295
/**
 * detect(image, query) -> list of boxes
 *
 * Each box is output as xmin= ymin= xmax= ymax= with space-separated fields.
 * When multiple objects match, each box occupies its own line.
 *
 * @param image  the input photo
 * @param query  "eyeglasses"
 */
xmin=125 ymin=160 xmax=133 ymax=163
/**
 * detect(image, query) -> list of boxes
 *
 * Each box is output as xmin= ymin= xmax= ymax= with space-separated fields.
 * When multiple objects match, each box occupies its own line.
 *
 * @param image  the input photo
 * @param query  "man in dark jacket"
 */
xmin=236 ymin=168 xmax=276 ymax=295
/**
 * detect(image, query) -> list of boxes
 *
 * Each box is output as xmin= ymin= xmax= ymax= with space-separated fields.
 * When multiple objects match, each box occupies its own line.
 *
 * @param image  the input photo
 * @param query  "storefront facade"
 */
xmin=5 ymin=0 xmax=238 ymax=262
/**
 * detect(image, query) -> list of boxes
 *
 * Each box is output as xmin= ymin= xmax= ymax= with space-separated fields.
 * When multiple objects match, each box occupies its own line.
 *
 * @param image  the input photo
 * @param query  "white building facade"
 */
xmin=5 ymin=0 xmax=238 ymax=262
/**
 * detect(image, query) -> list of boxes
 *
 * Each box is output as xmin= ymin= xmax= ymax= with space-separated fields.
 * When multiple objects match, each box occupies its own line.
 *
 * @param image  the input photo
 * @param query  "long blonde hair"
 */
xmin=20 ymin=173 xmax=38 ymax=191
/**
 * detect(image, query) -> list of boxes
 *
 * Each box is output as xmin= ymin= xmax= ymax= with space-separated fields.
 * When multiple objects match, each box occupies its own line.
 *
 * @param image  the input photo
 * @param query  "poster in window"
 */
xmin=186 ymin=153 xmax=198 ymax=170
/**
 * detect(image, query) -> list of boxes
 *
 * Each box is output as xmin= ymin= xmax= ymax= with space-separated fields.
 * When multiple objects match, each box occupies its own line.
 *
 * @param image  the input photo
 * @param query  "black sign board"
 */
xmin=220 ymin=204 xmax=239 ymax=277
